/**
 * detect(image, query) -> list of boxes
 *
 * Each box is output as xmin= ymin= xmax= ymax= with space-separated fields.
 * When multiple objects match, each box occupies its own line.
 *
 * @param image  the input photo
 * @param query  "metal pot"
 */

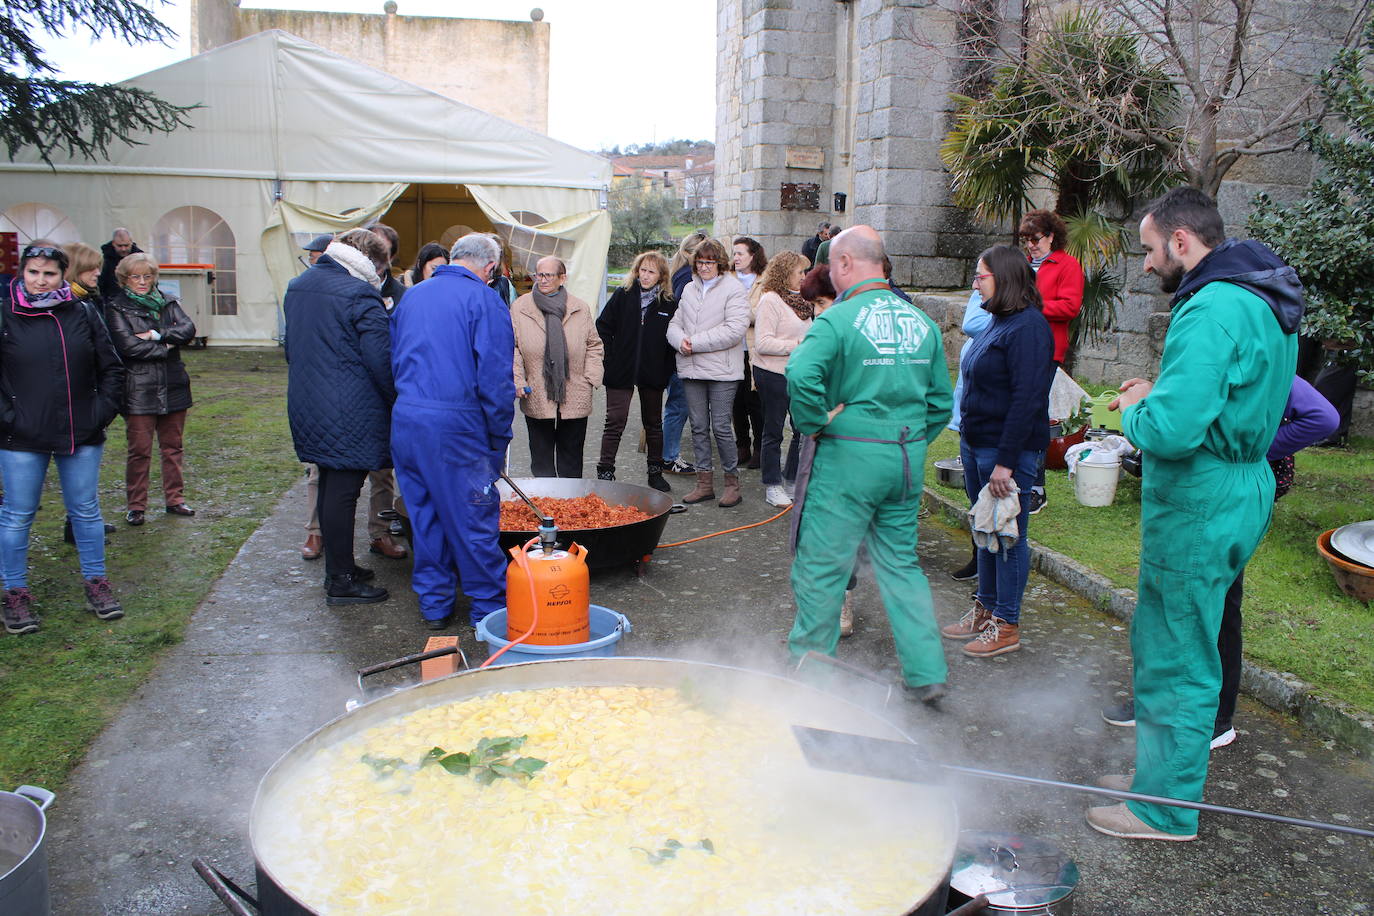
xmin=935 ymin=458 xmax=965 ymax=490
xmin=0 ymin=785 xmax=55 ymax=916
xmin=497 ymin=478 xmax=675 ymax=570
xmin=243 ymin=658 xmax=959 ymax=915
xmin=946 ymin=831 xmax=1078 ymax=915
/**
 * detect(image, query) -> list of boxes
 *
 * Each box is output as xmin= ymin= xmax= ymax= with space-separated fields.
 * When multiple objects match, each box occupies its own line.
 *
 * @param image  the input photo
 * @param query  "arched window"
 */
xmin=0 ymin=202 xmax=81 ymax=247
xmin=152 ymin=206 xmax=237 ymax=315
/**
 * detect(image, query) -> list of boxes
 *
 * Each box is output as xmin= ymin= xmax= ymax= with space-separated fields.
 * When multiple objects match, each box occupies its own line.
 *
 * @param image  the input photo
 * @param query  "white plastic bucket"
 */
xmin=1073 ymin=456 xmax=1121 ymax=507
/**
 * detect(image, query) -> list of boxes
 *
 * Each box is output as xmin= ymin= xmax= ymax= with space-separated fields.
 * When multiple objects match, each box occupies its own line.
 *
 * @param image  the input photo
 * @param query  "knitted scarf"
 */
xmin=10 ymin=278 xmax=74 ymax=311
xmin=783 ymin=290 xmax=813 ymax=321
xmin=532 ymin=286 xmax=569 ymax=405
xmin=123 ymin=286 xmax=166 ymax=316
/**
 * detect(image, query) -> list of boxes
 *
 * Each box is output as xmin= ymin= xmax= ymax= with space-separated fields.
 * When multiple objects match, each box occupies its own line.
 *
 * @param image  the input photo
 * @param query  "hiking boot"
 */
xmin=2 ymin=588 xmax=39 ymax=635
xmin=326 ymin=574 xmax=388 ymax=606
xmin=719 ymin=473 xmax=742 ymax=508
xmin=1102 ymin=699 xmax=1136 ymax=727
xmin=83 ymin=576 xmax=124 ymax=620
xmin=839 ymin=591 xmax=855 ymax=637
xmin=682 ymin=471 xmax=715 ymax=504
xmin=596 ymin=464 xmax=616 ymax=481
xmin=963 ymin=617 xmax=1020 ymax=657
xmin=1086 ymin=803 xmax=1196 ymax=842
xmin=667 ymin=457 xmax=696 ymax=474
xmin=646 ymin=461 xmax=671 ymax=493
xmin=940 ymin=599 xmax=992 ymax=640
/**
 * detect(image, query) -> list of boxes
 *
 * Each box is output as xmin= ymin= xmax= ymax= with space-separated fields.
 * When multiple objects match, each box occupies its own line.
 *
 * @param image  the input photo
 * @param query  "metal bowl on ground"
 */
xmin=498 ymin=477 xmax=674 ymax=570
xmin=245 ymin=658 xmax=959 ymax=915
xmin=934 ymin=458 xmax=965 ymax=490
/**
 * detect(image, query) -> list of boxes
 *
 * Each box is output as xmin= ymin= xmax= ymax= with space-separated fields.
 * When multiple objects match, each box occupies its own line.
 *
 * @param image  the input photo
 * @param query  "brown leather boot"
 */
xmin=719 ymin=473 xmax=742 ymax=508
xmin=683 ymin=471 xmax=716 ymax=504
xmin=963 ymin=617 xmax=1021 ymax=657
xmin=940 ymin=598 xmax=992 ymax=640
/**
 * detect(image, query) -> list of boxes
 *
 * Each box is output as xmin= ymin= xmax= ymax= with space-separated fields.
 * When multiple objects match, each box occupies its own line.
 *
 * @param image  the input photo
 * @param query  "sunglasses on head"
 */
xmin=22 ymin=245 xmax=61 ymax=260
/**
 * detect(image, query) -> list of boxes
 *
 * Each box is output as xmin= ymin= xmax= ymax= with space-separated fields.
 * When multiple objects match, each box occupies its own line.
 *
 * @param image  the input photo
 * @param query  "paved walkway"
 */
xmin=46 ymin=404 xmax=1374 ymax=915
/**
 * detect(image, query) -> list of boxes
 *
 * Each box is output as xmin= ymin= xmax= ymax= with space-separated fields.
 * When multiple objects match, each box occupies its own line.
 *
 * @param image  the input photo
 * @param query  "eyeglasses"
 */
xmin=22 ymin=245 xmax=60 ymax=260
xmin=1019 ymin=234 xmax=1046 ymax=244
xmin=126 ymin=274 xmax=157 ymax=283
xmin=972 ymin=273 xmax=993 ymax=281
xmin=534 ymin=272 xmax=563 ymax=280
xmin=694 ymin=259 xmax=718 ymax=266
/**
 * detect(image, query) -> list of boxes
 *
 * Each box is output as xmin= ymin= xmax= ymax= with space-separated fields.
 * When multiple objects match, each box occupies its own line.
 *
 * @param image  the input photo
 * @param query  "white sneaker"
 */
xmin=765 ymin=485 xmax=793 ymax=507
xmin=783 ymin=480 xmax=795 ymax=499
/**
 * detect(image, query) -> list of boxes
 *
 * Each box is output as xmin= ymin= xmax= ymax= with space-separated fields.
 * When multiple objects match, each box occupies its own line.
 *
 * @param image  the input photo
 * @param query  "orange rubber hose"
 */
xmin=657 ymin=504 xmax=792 ymax=548
xmin=479 ymin=536 xmax=542 ymax=669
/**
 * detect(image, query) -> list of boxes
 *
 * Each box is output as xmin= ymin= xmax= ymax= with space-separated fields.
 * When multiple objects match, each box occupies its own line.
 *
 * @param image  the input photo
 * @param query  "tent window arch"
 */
xmin=0 ymin=202 xmax=81 ymax=247
xmin=152 ymin=206 xmax=238 ymax=316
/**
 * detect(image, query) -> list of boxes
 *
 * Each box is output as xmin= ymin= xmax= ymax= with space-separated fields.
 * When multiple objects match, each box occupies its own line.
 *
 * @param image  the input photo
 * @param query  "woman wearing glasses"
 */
xmin=105 ymin=253 xmax=198 ymax=526
xmin=939 ymin=245 xmax=1054 ymax=659
xmin=666 ymin=238 xmax=750 ymax=507
xmin=1018 ymin=209 xmax=1084 ymax=514
xmin=511 ymin=257 xmax=603 ymax=477
xmin=0 ymin=243 xmax=126 ymax=635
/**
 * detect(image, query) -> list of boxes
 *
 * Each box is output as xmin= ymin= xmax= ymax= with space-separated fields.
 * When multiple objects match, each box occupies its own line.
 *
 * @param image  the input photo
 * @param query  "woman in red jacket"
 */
xmin=1018 ymin=209 xmax=1083 ymax=514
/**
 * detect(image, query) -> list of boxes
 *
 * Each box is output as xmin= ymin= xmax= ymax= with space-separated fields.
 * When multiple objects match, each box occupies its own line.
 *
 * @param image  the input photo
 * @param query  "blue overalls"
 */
xmin=390 ymin=265 xmax=515 ymax=624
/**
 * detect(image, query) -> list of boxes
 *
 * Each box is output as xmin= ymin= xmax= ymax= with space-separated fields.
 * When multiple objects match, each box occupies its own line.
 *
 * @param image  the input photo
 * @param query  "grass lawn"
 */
xmin=0 ymin=348 xmax=298 ymax=791
xmin=923 ymin=430 xmax=1374 ymax=714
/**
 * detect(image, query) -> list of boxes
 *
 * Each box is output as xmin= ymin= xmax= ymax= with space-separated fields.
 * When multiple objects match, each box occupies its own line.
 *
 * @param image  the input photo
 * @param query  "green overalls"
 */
xmin=786 ymin=286 xmax=953 ymax=687
xmin=1122 ymin=282 xmax=1295 ymax=835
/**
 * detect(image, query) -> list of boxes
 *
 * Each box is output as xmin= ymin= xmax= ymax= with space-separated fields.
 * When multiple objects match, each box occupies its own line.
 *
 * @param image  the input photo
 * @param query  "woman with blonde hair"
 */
xmin=750 ymin=249 xmax=811 ymax=507
xmin=595 ymin=250 xmax=678 ymax=491
xmin=666 ymin=238 xmax=750 ymax=506
xmin=64 ymin=242 xmax=105 ymax=306
xmin=106 ymin=252 xmax=199 ymax=526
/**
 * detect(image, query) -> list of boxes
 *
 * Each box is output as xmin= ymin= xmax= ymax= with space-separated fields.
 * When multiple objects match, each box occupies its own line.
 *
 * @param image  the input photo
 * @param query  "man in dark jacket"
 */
xmin=1088 ymin=188 xmax=1300 ymax=843
xmin=98 ymin=228 xmax=141 ymax=301
xmin=801 ymin=221 xmax=830 ymax=265
xmin=284 ymin=229 xmax=396 ymax=607
xmin=390 ymin=233 xmax=515 ymax=630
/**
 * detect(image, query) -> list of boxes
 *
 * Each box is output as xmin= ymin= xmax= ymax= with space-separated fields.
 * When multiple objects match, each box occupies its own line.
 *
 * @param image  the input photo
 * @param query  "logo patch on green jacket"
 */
xmin=852 ymin=294 xmax=930 ymax=356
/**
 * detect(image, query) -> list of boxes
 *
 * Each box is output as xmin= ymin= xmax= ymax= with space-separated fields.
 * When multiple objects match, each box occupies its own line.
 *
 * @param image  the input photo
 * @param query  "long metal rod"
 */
xmin=499 ymin=471 xmax=554 ymax=527
xmin=793 ymin=727 xmax=1374 ymax=839
xmin=943 ymin=762 xmax=1374 ymax=839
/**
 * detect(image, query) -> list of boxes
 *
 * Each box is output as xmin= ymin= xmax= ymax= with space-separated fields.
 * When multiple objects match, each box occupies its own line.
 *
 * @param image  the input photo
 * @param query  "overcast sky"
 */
xmin=41 ymin=0 xmax=717 ymax=152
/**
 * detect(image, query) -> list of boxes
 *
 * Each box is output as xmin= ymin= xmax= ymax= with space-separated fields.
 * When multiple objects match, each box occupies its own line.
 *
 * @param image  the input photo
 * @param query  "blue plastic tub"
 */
xmin=475 ymin=605 xmax=631 ymax=666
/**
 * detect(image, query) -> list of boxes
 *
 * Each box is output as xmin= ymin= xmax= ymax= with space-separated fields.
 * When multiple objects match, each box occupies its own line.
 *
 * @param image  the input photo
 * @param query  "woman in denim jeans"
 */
xmin=939 ymin=245 xmax=1054 ymax=657
xmin=0 ymin=243 xmax=126 ymax=635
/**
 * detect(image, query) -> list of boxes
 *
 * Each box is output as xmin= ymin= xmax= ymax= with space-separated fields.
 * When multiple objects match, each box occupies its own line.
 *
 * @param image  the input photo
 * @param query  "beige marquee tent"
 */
xmin=0 ymin=30 xmax=612 ymax=344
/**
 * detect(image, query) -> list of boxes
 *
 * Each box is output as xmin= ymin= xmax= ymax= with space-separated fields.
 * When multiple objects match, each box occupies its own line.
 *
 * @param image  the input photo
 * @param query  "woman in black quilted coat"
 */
xmin=105 ymin=253 xmax=197 ymax=527
xmin=283 ymin=229 xmax=396 ymax=606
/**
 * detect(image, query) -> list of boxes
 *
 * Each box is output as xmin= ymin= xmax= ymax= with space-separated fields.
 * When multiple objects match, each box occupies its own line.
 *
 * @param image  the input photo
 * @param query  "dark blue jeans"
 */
xmin=959 ymin=441 xmax=1043 ymax=624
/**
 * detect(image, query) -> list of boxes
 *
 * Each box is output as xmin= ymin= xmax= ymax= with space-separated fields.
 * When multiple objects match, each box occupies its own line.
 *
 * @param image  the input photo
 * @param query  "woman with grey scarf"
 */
xmin=512 ymin=256 xmax=604 ymax=477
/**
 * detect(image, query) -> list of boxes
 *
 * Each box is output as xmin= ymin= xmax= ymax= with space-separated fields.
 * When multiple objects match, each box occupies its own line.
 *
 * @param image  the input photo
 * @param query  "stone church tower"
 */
xmin=715 ymin=0 xmax=994 ymax=289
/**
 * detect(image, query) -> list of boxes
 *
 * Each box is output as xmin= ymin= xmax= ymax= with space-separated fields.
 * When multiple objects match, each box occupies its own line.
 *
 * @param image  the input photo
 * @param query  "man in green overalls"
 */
xmin=1090 ymin=188 xmax=1302 ymax=841
xmin=786 ymin=226 xmax=953 ymax=703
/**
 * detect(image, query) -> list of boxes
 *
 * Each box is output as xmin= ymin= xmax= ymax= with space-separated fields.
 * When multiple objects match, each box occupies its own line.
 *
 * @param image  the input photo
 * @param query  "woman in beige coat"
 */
xmin=512 ymin=257 xmax=604 ymax=477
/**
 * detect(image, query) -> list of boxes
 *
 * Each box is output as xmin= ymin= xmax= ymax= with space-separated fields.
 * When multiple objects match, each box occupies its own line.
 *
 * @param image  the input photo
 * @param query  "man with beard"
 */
xmin=1089 ymin=188 xmax=1300 ymax=841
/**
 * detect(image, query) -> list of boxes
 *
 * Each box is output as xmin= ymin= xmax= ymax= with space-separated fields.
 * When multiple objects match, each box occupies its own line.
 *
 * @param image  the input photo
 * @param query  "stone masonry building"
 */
xmin=714 ymin=0 xmax=1368 ymax=409
xmin=191 ymin=0 xmax=550 ymax=134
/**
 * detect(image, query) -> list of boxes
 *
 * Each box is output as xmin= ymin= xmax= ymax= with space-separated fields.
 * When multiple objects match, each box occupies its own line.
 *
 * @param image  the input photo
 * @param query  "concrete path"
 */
xmin=46 ymin=405 xmax=1374 ymax=915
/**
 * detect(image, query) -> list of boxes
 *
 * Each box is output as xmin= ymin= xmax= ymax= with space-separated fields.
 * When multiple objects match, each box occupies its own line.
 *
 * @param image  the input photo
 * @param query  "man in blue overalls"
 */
xmin=390 ymin=234 xmax=516 ymax=630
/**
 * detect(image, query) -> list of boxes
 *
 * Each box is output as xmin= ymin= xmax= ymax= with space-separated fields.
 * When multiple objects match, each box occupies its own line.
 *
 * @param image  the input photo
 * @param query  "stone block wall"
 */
xmin=191 ymin=0 xmax=550 ymax=134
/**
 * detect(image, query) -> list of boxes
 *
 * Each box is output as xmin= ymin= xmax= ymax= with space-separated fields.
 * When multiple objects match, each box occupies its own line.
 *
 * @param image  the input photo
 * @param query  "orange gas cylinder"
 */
xmin=506 ymin=541 xmax=591 ymax=645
